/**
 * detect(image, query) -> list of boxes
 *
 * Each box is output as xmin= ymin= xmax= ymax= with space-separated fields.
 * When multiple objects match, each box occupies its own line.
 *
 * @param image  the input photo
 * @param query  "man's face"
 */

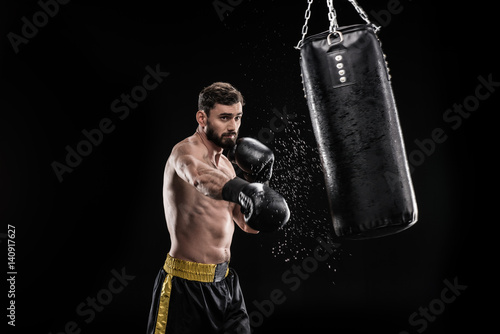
xmin=205 ymin=103 xmax=242 ymax=149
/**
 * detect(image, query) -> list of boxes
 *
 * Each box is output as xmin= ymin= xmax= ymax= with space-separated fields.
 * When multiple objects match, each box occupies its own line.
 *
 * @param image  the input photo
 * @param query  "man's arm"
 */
xmin=173 ymin=141 xmax=290 ymax=232
xmin=172 ymin=143 xmax=229 ymax=200
xmin=173 ymin=144 xmax=258 ymax=233
xmin=233 ymin=206 xmax=259 ymax=234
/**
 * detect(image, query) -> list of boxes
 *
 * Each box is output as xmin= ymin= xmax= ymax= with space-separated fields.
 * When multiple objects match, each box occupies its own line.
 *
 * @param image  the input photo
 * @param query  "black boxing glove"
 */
xmin=222 ymin=177 xmax=290 ymax=232
xmin=227 ymin=137 xmax=274 ymax=184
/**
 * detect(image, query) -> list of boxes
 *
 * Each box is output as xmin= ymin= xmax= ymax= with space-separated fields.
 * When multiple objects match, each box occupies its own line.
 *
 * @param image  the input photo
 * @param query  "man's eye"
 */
xmin=220 ymin=117 xmax=228 ymax=120
xmin=235 ymin=116 xmax=241 ymax=121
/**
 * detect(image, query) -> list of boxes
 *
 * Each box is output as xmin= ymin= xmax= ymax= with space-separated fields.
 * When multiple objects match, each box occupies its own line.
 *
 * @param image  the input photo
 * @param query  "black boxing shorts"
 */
xmin=147 ymin=254 xmax=251 ymax=334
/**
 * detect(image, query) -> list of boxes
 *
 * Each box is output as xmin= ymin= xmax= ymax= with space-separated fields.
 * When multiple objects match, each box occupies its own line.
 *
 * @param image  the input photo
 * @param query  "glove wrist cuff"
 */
xmin=222 ymin=177 xmax=249 ymax=203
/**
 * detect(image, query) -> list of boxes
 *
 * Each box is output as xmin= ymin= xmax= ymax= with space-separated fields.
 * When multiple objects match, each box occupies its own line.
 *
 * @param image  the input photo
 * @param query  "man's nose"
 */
xmin=227 ymin=118 xmax=237 ymax=131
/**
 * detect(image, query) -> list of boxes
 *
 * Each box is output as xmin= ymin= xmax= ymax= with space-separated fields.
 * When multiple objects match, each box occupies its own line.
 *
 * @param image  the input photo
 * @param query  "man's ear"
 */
xmin=196 ymin=110 xmax=207 ymax=127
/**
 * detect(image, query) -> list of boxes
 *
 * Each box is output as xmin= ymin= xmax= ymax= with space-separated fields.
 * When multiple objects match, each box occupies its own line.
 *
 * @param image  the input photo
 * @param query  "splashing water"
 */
xmin=259 ymin=114 xmax=346 ymax=271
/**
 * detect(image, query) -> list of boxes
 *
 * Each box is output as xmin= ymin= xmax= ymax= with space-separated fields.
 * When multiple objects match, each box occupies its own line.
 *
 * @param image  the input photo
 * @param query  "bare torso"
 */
xmin=163 ymin=132 xmax=239 ymax=264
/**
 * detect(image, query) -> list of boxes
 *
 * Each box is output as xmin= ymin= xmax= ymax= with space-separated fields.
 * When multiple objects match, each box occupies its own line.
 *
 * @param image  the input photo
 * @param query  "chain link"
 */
xmin=295 ymin=0 xmax=380 ymax=50
xmin=326 ymin=0 xmax=338 ymax=33
xmin=348 ymin=0 xmax=381 ymax=32
xmin=295 ymin=0 xmax=314 ymax=50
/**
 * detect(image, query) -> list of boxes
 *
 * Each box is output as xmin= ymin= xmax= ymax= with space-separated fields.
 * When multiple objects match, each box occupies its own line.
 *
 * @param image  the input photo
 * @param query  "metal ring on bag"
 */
xmin=327 ymin=31 xmax=343 ymax=46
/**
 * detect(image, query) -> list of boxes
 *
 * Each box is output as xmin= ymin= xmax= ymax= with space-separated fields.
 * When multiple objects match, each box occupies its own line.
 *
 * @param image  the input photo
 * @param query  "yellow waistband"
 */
xmin=163 ymin=254 xmax=229 ymax=283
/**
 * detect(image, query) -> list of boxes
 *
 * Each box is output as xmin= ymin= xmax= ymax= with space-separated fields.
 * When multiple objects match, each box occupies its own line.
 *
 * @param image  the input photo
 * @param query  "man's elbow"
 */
xmin=242 ymin=223 xmax=259 ymax=234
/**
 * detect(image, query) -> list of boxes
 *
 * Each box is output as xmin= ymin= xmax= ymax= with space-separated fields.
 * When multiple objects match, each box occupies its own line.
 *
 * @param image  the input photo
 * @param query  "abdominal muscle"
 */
xmin=164 ymin=169 xmax=236 ymax=265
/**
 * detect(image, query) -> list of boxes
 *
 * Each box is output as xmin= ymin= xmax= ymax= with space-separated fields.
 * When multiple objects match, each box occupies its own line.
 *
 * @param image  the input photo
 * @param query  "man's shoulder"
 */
xmin=171 ymin=133 xmax=204 ymax=158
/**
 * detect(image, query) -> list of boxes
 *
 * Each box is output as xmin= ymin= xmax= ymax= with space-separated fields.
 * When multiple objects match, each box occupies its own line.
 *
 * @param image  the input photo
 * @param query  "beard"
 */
xmin=206 ymin=122 xmax=238 ymax=150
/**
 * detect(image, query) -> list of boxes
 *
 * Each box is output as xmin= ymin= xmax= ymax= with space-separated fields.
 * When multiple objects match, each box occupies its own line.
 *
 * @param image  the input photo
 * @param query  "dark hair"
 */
xmin=198 ymin=82 xmax=244 ymax=116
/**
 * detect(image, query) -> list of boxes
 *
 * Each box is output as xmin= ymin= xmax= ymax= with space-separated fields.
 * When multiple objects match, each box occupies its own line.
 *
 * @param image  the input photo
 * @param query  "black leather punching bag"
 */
xmin=298 ymin=6 xmax=418 ymax=239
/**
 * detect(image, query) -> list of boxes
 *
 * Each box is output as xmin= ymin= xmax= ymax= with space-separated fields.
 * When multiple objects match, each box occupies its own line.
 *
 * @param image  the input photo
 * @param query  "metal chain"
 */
xmin=295 ymin=0 xmax=314 ymax=50
xmin=295 ymin=0 xmax=380 ymax=50
xmin=326 ymin=0 xmax=339 ymax=33
xmin=348 ymin=0 xmax=381 ymax=32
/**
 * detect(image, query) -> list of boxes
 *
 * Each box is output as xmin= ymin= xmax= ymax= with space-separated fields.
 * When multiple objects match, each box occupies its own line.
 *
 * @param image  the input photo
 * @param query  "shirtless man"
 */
xmin=147 ymin=82 xmax=290 ymax=334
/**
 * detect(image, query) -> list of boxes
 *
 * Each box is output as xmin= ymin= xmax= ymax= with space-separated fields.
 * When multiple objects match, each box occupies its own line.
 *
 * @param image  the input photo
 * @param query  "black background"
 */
xmin=1 ymin=0 xmax=494 ymax=333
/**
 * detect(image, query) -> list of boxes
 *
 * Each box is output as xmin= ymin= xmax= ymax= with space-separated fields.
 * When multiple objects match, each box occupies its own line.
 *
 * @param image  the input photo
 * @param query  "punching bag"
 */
xmin=297 ymin=0 xmax=418 ymax=239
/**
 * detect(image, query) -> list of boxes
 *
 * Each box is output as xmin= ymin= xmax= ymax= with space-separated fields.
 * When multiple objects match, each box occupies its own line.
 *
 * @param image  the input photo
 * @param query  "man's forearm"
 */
xmin=193 ymin=166 xmax=230 ymax=200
